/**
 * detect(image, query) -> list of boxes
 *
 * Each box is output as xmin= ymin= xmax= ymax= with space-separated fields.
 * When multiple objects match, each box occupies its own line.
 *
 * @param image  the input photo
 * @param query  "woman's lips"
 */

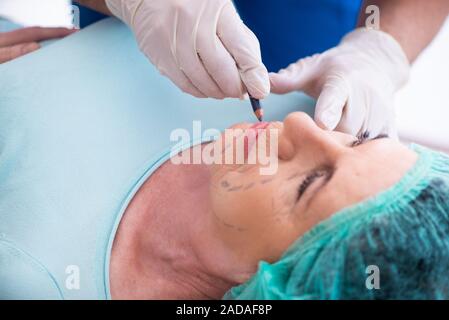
xmin=244 ymin=122 xmax=270 ymax=158
xmin=250 ymin=122 xmax=271 ymax=131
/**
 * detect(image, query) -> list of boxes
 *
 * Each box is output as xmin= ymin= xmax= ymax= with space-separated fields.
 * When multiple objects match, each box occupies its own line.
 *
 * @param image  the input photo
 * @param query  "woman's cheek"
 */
xmin=210 ymin=185 xmax=274 ymax=229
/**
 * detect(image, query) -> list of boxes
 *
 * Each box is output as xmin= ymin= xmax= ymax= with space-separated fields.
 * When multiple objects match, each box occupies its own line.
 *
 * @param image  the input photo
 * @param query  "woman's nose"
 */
xmin=278 ymin=112 xmax=344 ymax=161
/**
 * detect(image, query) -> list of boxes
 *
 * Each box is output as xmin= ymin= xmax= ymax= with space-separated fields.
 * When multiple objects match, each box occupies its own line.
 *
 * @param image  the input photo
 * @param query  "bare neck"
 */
xmin=109 ymin=159 xmax=239 ymax=299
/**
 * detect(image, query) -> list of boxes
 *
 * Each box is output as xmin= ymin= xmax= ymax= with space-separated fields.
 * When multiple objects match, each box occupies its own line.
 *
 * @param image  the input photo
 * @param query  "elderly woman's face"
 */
xmin=208 ymin=112 xmax=417 ymax=267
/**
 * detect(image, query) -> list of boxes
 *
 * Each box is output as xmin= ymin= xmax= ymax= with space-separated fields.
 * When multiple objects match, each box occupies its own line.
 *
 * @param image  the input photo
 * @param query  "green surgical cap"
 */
xmin=224 ymin=144 xmax=449 ymax=300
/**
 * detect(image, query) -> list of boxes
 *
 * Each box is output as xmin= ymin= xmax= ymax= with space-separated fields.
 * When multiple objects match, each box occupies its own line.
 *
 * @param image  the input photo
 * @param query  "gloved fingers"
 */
xmin=314 ymin=75 xmax=349 ymax=131
xmin=334 ymin=89 xmax=366 ymax=137
xmin=386 ymin=122 xmax=399 ymax=141
xmin=161 ymin=58 xmax=208 ymax=98
xmin=175 ymin=9 xmax=227 ymax=99
xmin=0 ymin=42 xmax=40 ymax=64
xmin=269 ymin=54 xmax=321 ymax=95
xmin=359 ymin=117 xmax=384 ymax=140
xmin=362 ymin=95 xmax=398 ymax=140
xmin=380 ymin=112 xmax=399 ymax=140
xmin=171 ymin=69 xmax=208 ymax=98
xmin=217 ymin=2 xmax=269 ymax=99
xmin=385 ymin=101 xmax=399 ymax=140
xmin=197 ymin=34 xmax=245 ymax=98
xmin=195 ymin=3 xmax=245 ymax=98
xmin=146 ymin=31 xmax=207 ymax=99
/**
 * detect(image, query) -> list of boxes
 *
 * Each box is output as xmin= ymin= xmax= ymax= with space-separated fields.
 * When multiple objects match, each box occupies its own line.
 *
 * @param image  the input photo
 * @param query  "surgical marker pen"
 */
xmin=249 ymin=95 xmax=264 ymax=122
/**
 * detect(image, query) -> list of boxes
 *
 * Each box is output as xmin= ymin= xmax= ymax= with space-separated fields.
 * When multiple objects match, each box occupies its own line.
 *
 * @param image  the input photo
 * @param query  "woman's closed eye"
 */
xmin=296 ymin=168 xmax=333 ymax=203
xmin=351 ymin=131 xmax=389 ymax=147
xmin=290 ymin=131 xmax=389 ymax=207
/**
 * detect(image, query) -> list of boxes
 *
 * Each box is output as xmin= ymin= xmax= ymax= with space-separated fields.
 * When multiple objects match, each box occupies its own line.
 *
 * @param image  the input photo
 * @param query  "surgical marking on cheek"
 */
xmin=222 ymin=220 xmax=239 ymax=230
xmin=228 ymin=185 xmax=244 ymax=192
xmin=220 ymin=180 xmax=230 ymax=188
xmin=212 ymin=210 xmax=247 ymax=232
xmin=243 ymin=182 xmax=255 ymax=190
xmin=237 ymin=166 xmax=258 ymax=174
xmin=260 ymin=178 xmax=274 ymax=184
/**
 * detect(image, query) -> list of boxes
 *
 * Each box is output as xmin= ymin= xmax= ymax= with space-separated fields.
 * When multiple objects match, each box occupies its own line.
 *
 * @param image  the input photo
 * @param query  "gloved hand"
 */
xmin=270 ymin=28 xmax=410 ymax=138
xmin=105 ymin=0 xmax=270 ymax=100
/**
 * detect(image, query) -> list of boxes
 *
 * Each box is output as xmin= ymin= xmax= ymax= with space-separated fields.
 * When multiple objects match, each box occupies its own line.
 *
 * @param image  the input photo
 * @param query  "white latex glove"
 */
xmin=105 ymin=0 xmax=270 ymax=100
xmin=270 ymin=28 xmax=410 ymax=138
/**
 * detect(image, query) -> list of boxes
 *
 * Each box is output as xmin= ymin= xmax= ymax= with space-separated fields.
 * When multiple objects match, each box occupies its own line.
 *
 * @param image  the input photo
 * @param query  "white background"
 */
xmin=396 ymin=16 xmax=449 ymax=153
xmin=0 ymin=0 xmax=72 ymax=27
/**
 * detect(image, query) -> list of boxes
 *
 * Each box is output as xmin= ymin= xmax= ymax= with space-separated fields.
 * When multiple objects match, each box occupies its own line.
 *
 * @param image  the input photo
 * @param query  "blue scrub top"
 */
xmin=234 ymin=0 xmax=362 ymax=72
xmin=77 ymin=5 xmax=107 ymax=28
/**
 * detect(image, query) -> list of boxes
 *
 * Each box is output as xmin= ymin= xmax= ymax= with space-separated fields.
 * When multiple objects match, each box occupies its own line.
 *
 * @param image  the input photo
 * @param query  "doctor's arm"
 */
xmin=0 ymin=27 xmax=76 ymax=64
xmin=270 ymin=0 xmax=449 ymax=138
xmin=359 ymin=0 xmax=449 ymax=63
